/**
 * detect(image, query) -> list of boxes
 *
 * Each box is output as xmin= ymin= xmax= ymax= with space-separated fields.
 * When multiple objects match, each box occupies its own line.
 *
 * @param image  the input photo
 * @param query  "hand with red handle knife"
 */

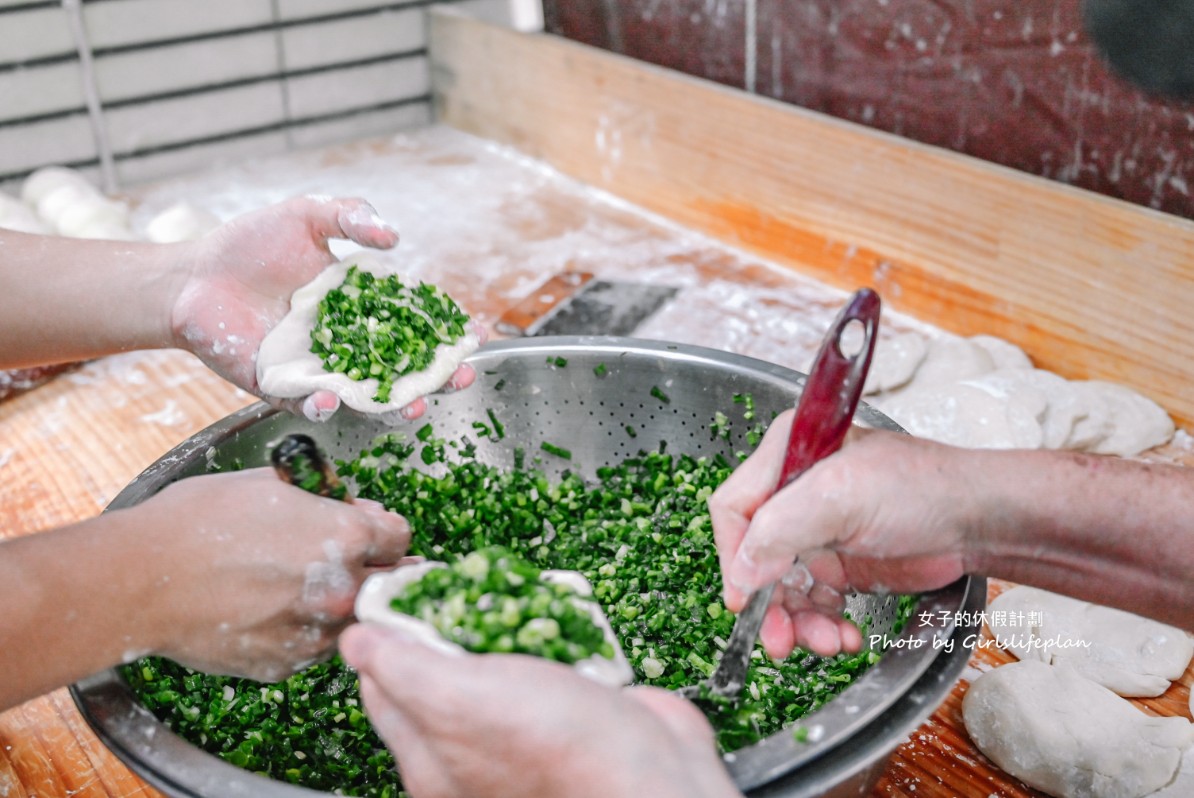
xmin=712 ymin=412 xmax=1194 ymax=661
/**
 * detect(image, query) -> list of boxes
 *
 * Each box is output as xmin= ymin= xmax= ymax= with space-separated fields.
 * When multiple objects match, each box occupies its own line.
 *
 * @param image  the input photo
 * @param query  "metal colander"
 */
xmin=73 ymin=337 xmax=983 ymax=798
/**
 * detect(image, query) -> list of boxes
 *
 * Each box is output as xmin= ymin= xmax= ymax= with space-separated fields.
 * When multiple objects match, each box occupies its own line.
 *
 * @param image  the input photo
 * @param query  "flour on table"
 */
xmin=988 ymin=586 xmax=1193 ymax=697
xmin=256 ymin=253 xmax=480 ymax=415
xmin=962 ymin=661 xmax=1194 ymax=798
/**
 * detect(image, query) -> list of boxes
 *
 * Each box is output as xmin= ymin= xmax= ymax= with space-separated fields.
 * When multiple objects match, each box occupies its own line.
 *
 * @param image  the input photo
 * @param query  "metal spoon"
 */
xmin=678 ymin=288 xmax=880 ymax=703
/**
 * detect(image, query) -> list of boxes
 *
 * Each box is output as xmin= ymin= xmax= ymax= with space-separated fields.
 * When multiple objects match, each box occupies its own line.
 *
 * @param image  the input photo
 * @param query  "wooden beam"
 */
xmin=430 ymin=10 xmax=1194 ymax=427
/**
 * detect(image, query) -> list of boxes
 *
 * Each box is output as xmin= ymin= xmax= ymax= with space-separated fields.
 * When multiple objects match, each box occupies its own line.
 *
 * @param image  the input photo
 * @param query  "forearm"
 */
xmin=964 ymin=448 xmax=1194 ymax=627
xmin=0 ymin=231 xmax=186 ymax=368
xmin=0 ymin=512 xmax=162 ymax=710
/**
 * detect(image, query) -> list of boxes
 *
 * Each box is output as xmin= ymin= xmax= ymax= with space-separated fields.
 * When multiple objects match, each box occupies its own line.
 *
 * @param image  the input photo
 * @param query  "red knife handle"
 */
xmin=777 ymin=288 xmax=881 ymax=489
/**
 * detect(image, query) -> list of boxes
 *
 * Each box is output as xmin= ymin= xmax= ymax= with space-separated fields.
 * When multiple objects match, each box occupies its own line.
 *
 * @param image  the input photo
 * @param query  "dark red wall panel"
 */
xmin=545 ymin=0 xmax=1194 ymax=221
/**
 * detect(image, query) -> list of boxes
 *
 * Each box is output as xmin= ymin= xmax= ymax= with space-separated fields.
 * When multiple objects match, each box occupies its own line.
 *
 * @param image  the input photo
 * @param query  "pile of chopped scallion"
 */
xmin=124 ymin=405 xmax=914 ymax=798
xmin=309 ymin=265 xmax=471 ymax=403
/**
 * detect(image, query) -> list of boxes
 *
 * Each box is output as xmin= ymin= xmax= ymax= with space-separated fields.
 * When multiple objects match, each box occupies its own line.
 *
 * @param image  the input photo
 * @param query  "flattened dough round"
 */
xmin=900 ymin=336 xmax=996 ymax=391
xmin=1078 ymin=380 xmax=1175 ymax=456
xmin=988 ymin=586 xmax=1194 ymax=697
xmin=863 ymin=331 xmax=927 ymax=395
xmin=963 ymin=661 xmax=1194 ymax=798
xmin=875 ymin=381 xmax=1044 ymax=449
xmin=257 ymin=253 xmax=480 ymax=414
xmin=970 ymin=334 xmax=1034 ymax=370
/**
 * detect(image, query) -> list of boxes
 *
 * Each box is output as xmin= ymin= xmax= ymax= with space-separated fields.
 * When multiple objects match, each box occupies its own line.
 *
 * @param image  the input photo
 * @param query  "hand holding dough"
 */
xmin=256 ymin=252 xmax=481 ymax=419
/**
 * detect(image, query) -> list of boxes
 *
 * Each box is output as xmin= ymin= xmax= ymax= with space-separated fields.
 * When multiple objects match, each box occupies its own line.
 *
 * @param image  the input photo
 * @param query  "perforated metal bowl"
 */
xmin=73 ymin=337 xmax=983 ymax=797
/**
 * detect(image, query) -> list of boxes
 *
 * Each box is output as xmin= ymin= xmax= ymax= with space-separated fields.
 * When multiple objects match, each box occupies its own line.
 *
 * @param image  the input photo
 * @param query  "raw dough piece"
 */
xmin=970 ymin=334 xmax=1034 ymax=370
xmin=875 ymin=381 xmax=1044 ymax=449
xmin=257 ymin=253 xmax=480 ymax=414
xmin=964 ymin=369 xmax=1088 ymax=450
xmin=20 ymin=165 xmax=94 ymax=206
xmin=1148 ymin=746 xmax=1194 ymax=798
xmin=963 ymin=661 xmax=1194 ymax=798
xmin=1077 ymin=380 xmax=1175 ymax=457
xmin=988 ymin=587 xmax=1193 ymax=697
xmin=898 ymin=336 xmax=996 ymax=392
xmin=355 ymin=561 xmax=634 ymax=687
xmin=143 ymin=201 xmax=220 ymax=243
xmin=56 ymin=194 xmax=130 ymax=238
xmin=1062 ymin=381 xmax=1117 ymax=451
xmin=37 ymin=183 xmax=100 ymax=226
xmin=863 ymin=331 xmax=927 ymax=394
xmin=0 ymin=192 xmax=47 ymax=233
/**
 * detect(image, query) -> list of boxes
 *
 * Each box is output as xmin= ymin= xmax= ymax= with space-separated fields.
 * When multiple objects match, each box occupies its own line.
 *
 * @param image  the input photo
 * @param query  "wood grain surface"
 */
xmin=431 ymin=10 xmax=1194 ymax=430
xmin=2 ymin=77 xmax=1192 ymax=798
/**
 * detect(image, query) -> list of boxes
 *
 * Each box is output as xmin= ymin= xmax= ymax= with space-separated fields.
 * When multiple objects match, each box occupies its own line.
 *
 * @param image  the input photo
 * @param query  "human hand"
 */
xmin=709 ymin=412 xmax=971 ymax=659
xmin=169 ymin=195 xmax=478 ymax=421
xmin=339 ymin=624 xmax=742 ymax=798
xmin=132 ymin=468 xmax=410 ymax=682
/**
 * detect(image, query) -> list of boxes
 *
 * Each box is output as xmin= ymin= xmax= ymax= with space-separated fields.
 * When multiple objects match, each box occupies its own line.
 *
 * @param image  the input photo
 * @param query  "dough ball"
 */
xmin=863 ymin=331 xmax=927 ymax=395
xmin=875 ymin=381 xmax=1044 ymax=449
xmin=256 ymin=253 xmax=480 ymax=415
xmin=0 ymin=192 xmax=48 ymax=234
xmin=37 ymin=183 xmax=101 ymax=226
xmin=963 ymin=661 xmax=1194 ymax=798
xmin=143 ymin=201 xmax=220 ymax=243
xmin=989 ymin=586 xmax=1193 ymax=697
xmin=21 ymin=165 xmax=94 ymax=206
xmin=56 ymin=194 xmax=130 ymax=238
xmin=1076 ymin=381 xmax=1175 ymax=457
xmin=970 ymin=334 xmax=1034 ymax=370
xmin=72 ymin=220 xmax=135 ymax=240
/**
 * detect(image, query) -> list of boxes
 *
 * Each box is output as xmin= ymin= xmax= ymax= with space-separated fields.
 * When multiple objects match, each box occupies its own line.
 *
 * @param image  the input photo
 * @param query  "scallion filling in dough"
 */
xmin=388 ymin=547 xmax=616 ymax=664
xmin=310 ymin=265 xmax=471 ymax=403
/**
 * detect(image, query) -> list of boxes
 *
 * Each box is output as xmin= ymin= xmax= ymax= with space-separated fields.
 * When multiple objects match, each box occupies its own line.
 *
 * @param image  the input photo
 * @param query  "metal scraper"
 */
xmin=495 ymin=271 xmax=678 ymax=337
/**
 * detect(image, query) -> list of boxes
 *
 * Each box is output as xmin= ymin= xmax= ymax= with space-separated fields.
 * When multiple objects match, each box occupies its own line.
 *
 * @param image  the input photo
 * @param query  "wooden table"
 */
xmin=1 ymin=124 xmax=1191 ymax=798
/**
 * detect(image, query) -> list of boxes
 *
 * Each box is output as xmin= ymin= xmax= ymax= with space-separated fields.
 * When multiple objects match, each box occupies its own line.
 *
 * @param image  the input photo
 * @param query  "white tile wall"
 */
xmin=114 ymin=129 xmax=290 ymax=185
xmin=285 ymin=58 xmax=428 ymax=120
xmin=82 ymin=0 xmax=274 ymax=50
xmin=104 ymin=81 xmax=286 ymax=154
xmin=280 ymin=7 xmax=425 ymax=71
xmin=94 ymin=32 xmax=279 ymax=103
xmin=1 ymin=1 xmax=525 ymax=188
xmin=0 ymin=61 xmax=86 ymax=118
xmin=288 ymin=102 xmax=431 ymax=150
xmin=456 ymin=0 xmax=521 ymax=27
xmin=274 ymin=0 xmax=420 ymax=22
xmin=0 ymin=115 xmax=97 ymax=175
xmin=0 ymin=6 xmax=75 ymax=63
